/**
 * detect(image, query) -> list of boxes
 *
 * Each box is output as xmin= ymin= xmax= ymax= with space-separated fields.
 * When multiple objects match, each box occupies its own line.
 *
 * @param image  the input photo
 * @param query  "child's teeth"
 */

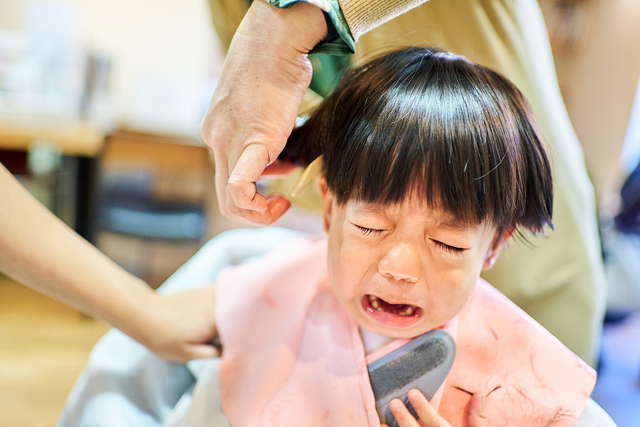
xmin=398 ymin=306 xmax=415 ymax=316
xmin=368 ymin=295 xmax=416 ymax=315
xmin=369 ymin=295 xmax=381 ymax=310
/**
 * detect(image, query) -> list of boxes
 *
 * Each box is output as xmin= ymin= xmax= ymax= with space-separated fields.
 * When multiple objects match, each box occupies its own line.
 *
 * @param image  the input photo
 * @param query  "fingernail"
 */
xmin=266 ymin=195 xmax=291 ymax=221
xmin=389 ymin=399 xmax=401 ymax=412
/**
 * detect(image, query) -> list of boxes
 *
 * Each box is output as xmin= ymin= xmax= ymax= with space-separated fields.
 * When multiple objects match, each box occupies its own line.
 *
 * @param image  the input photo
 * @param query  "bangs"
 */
xmin=282 ymin=48 xmax=553 ymax=235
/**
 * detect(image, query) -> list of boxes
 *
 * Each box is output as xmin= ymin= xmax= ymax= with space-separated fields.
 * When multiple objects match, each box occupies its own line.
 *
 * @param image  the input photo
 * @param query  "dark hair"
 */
xmin=280 ymin=48 xmax=553 ymax=236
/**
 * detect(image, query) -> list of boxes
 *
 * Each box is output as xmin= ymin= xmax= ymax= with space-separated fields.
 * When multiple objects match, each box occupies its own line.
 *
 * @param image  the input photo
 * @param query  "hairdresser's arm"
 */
xmin=0 ymin=164 xmax=218 ymax=362
xmin=201 ymin=0 xmax=324 ymax=224
xmin=383 ymin=389 xmax=490 ymax=427
xmin=202 ymin=0 xmax=428 ymax=224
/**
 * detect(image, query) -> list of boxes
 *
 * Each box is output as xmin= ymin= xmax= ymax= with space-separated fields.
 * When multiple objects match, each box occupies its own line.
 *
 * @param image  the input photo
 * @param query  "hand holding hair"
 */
xmin=200 ymin=0 xmax=327 ymax=224
xmin=383 ymin=390 xmax=490 ymax=427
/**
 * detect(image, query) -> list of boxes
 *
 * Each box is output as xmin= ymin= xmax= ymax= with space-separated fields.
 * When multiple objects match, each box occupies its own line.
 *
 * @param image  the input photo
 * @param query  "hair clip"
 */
xmin=291 ymin=155 xmax=323 ymax=197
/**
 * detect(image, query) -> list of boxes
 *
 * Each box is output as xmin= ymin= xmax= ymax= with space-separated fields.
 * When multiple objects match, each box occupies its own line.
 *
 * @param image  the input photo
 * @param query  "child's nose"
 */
xmin=378 ymin=243 xmax=421 ymax=283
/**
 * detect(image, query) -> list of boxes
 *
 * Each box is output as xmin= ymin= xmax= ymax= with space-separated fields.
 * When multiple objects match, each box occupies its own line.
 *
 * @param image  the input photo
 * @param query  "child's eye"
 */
xmin=353 ymin=224 xmax=384 ymax=236
xmin=431 ymin=239 xmax=466 ymax=256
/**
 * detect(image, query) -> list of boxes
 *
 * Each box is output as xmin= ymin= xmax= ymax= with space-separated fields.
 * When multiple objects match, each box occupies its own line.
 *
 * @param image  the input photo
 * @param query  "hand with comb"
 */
xmin=383 ymin=391 xmax=489 ymax=427
xmin=367 ymin=329 xmax=489 ymax=427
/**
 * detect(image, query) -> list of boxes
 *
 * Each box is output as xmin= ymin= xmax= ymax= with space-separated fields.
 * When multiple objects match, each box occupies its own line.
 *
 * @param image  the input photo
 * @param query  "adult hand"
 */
xmin=382 ymin=389 xmax=490 ymax=427
xmin=0 ymin=164 xmax=218 ymax=363
xmin=132 ymin=286 xmax=219 ymax=362
xmin=201 ymin=0 xmax=327 ymax=224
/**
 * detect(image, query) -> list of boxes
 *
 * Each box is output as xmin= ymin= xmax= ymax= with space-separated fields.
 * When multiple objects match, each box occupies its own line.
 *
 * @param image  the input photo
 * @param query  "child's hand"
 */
xmin=130 ymin=286 xmax=220 ymax=362
xmin=382 ymin=389 xmax=490 ymax=427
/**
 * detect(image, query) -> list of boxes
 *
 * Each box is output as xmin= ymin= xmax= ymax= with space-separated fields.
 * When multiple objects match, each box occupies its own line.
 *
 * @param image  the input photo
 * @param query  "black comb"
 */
xmin=367 ymin=329 xmax=456 ymax=427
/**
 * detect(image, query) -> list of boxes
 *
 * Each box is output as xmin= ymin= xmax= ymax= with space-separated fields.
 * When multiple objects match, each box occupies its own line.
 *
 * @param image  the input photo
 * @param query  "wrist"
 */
xmin=108 ymin=276 xmax=160 ymax=346
xmin=249 ymin=0 xmax=328 ymax=53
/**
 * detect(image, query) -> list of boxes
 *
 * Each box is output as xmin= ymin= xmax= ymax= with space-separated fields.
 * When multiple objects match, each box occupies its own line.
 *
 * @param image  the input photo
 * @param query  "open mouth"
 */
xmin=368 ymin=295 xmax=417 ymax=316
xmin=361 ymin=294 xmax=422 ymax=328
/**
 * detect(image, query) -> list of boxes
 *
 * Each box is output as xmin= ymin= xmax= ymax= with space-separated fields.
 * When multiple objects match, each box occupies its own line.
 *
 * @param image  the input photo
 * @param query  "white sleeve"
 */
xmin=573 ymin=398 xmax=617 ymax=427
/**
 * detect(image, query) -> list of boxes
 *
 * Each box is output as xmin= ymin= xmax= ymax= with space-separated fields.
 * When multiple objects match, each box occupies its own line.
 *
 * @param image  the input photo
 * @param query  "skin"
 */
xmin=0 ymin=164 xmax=218 ymax=362
xmin=320 ymin=178 xmax=500 ymax=425
xmin=385 ymin=390 xmax=490 ymax=427
xmin=201 ymin=0 xmax=327 ymax=224
xmin=320 ymin=179 xmax=505 ymax=339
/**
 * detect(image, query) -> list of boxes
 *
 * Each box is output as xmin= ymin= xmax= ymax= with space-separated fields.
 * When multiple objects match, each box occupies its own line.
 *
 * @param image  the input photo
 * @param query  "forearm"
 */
xmin=0 ymin=164 xmax=153 ymax=337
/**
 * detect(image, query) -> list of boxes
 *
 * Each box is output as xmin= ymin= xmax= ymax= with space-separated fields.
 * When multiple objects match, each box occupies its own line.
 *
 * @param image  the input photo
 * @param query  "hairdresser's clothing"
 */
xmin=601 ymin=225 xmax=640 ymax=311
xmin=207 ymin=0 xmax=606 ymax=366
xmin=216 ymin=235 xmax=596 ymax=426
xmin=59 ymin=228 xmax=613 ymax=427
xmin=213 ymin=0 xmax=429 ymax=56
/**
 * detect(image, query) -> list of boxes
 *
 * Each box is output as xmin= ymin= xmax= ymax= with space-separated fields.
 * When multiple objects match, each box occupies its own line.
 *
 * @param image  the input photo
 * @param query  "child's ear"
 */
xmin=319 ymin=176 xmax=333 ymax=233
xmin=481 ymin=230 xmax=512 ymax=270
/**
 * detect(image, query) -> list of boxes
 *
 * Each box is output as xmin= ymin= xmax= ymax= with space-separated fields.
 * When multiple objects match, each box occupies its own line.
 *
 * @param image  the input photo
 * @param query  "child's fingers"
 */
xmin=389 ymin=399 xmax=421 ymax=427
xmin=466 ymin=394 xmax=490 ymax=427
xmin=406 ymin=389 xmax=450 ymax=427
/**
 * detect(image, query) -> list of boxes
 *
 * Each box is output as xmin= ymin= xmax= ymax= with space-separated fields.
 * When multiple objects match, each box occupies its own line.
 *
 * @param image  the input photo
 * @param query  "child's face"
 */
xmin=320 ymin=179 xmax=505 ymax=339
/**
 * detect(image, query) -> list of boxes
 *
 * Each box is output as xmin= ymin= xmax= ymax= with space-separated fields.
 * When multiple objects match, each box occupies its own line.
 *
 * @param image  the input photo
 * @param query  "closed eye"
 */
xmin=431 ymin=239 xmax=466 ymax=255
xmin=353 ymin=223 xmax=384 ymax=236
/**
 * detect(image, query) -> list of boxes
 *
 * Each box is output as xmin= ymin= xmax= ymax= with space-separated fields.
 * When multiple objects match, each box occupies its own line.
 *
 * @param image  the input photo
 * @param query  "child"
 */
xmin=214 ymin=48 xmax=609 ymax=427
xmin=61 ymin=48 xmax=612 ymax=427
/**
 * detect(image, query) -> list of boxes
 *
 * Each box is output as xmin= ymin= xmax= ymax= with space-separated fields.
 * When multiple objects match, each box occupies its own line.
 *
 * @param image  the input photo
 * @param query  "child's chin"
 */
xmin=358 ymin=312 xmax=429 ymax=339
xmin=361 ymin=320 xmax=430 ymax=340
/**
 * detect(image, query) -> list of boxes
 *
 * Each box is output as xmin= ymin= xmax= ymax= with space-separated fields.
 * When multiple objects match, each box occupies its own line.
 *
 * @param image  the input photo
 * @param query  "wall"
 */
xmin=553 ymin=0 xmax=640 ymax=204
xmin=0 ymin=0 xmax=224 ymax=135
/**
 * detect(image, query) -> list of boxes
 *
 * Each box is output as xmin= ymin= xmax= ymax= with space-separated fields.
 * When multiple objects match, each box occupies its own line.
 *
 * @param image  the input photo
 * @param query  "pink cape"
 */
xmin=215 ymin=236 xmax=596 ymax=426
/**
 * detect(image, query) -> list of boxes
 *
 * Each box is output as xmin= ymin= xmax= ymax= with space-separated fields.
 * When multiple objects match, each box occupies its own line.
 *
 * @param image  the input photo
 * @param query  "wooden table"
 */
xmin=0 ymin=113 xmax=105 ymax=156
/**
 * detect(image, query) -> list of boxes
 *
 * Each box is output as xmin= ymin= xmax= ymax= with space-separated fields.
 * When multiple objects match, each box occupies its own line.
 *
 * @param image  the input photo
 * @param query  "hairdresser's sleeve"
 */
xmin=263 ymin=0 xmax=428 ymax=55
xmin=338 ymin=0 xmax=428 ymax=42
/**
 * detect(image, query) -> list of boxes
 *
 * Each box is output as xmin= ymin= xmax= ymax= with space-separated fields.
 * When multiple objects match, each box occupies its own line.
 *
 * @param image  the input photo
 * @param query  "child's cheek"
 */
xmin=432 ymin=273 xmax=476 ymax=317
xmin=328 ymin=244 xmax=363 ymax=295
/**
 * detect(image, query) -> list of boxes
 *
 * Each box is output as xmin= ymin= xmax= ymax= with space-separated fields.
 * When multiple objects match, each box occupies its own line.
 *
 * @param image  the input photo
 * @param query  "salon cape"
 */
xmin=215 ymin=235 xmax=597 ymax=427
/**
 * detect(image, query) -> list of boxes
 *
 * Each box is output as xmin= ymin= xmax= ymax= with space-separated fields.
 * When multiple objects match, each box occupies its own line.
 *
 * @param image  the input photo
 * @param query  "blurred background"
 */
xmin=0 ymin=0 xmax=639 ymax=425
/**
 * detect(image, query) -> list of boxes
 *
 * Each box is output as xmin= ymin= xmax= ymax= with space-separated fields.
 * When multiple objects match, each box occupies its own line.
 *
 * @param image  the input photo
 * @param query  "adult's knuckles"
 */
xmin=227 ymin=180 xmax=256 ymax=202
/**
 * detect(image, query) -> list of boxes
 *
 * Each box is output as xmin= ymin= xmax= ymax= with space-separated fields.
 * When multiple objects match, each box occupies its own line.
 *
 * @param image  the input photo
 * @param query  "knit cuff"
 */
xmin=337 ymin=0 xmax=428 ymax=41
